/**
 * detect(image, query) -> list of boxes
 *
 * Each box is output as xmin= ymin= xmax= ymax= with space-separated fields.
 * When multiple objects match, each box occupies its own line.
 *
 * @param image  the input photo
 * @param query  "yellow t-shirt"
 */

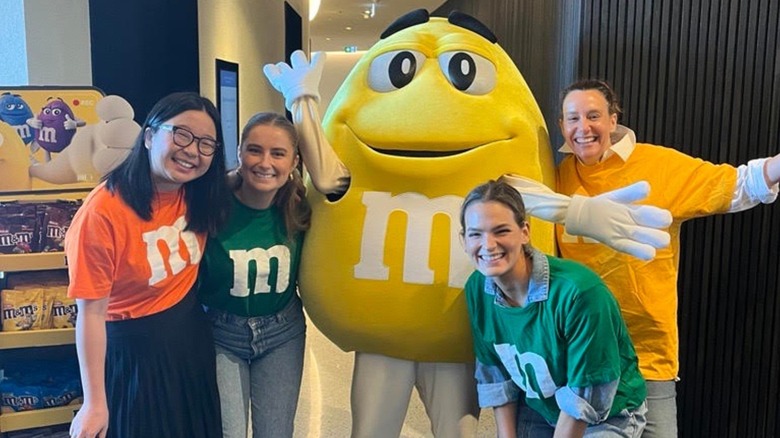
xmin=556 ymin=144 xmax=736 ymax=380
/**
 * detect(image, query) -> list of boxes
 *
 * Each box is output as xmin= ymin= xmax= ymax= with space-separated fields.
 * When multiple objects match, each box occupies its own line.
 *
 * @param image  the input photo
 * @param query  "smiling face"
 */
xmin=237 ymin=124 xmax=299 ymax=208
xmin=298 ymin=14 xmax=556 ymax=362
xmin=38 ymin=99 xmax=74 ymax=125
xmin=323 ymin=17 xmax=553 ymax=184
xmin=0 ymin=94 xmax=33 ymax=124
xmin=145 ymin=109 xmax=216 ymax=192
xmin=463 ymin=200 xmax=530 ymax=283
xmin=560 ymin=89 xmax=618 ymax=166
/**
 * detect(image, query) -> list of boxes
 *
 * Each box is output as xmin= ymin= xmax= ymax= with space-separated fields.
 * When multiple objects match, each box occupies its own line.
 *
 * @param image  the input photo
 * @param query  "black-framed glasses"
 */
xmin=158 ymin=124 xmax=220 ymax=156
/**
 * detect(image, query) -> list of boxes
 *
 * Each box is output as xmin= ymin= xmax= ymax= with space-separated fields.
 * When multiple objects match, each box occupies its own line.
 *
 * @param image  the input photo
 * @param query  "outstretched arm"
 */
xmin=764 ymin=155 xmax=780 ymax=187
xmin=725 ymin=157 xmax=780 ymax=213
xmin=263 ymin=50 xmax=350 ymax=197
xmin=501 ymin=174 xmax=672 ymax=261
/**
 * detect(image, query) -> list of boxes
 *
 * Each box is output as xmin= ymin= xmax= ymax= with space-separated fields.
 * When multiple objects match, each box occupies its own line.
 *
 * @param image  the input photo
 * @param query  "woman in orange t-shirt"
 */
xmin=65 ymin=92 xmax=231 ymax=438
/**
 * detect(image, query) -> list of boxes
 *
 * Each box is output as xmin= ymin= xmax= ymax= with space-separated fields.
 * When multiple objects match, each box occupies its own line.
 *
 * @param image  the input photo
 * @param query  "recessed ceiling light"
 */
xmin=345 ymin=26 xmax=352 ymax=31
xmin=309 ymin=0 xmax=321 ymax=21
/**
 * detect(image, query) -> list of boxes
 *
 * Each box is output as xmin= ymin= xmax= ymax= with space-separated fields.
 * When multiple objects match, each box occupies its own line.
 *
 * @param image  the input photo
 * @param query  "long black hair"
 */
xmin=105 ymin=91 xmax=230 ymax=235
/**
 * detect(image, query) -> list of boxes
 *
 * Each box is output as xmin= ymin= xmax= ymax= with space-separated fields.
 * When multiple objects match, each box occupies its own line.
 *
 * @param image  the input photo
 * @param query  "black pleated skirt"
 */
xmin=104 ymin=290 xmax=222 ymax=438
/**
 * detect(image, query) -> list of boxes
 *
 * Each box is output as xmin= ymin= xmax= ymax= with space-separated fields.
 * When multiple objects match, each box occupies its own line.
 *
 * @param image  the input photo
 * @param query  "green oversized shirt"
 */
xmin=465 ymin=248 xmax=646 ymax=424
xmin=198 ymin=195 xmax=302 ymax=317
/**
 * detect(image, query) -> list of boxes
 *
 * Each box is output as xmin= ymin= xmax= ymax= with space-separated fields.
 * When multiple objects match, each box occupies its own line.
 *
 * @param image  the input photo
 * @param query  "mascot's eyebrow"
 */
xmin=380 ymin=8 xmax=430 ymax=39
xmin=448 ymin=11 xmax=497 ymax=43
xmin=379 ymin=9 xmax=498 ymax=45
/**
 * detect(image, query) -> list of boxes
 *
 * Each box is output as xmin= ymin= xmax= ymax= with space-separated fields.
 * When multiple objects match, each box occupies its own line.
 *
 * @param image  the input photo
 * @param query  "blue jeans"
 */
xmin=517 ymin=400 xmax=647 ymax=437
xmin=642 ymin=381 xmax=677 ymax=438
xmin=208 ymin=295 xmax=306 ymax=438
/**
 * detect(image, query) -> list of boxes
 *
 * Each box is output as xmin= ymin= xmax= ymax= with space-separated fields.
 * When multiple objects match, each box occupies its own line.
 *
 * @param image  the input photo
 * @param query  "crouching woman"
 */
xmin=459 ymin=180 xmax=647 ymax=438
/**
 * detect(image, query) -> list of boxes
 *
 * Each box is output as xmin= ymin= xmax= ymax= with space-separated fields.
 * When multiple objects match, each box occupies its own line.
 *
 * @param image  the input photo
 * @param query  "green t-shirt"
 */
xmin=465 ymin=250 xmax=646 ymax=424
xmin=198 ymin=195 xmax=302 ymax=317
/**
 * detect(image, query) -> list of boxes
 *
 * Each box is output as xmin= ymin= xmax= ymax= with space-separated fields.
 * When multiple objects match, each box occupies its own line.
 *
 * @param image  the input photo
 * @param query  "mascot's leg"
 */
xmin=415 ymin=361 xmax=479 ymax=437
xmin=350 ymin=352 xmax=415 ymax=438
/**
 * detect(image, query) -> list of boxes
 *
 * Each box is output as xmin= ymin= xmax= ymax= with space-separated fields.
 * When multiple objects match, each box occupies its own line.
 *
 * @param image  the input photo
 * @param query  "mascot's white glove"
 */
xmin=263 ymin=50 xmax=326 ymax=111
xmin=501 ymin=174 xmax=672 ymax=260
xmin=565 ymin=181 xmax=673 ymax=260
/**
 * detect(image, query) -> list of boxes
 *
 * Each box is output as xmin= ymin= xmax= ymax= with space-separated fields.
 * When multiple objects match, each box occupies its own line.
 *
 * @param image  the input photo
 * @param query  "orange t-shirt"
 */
xmin=65 ymin=183 xmax=206 ymax=320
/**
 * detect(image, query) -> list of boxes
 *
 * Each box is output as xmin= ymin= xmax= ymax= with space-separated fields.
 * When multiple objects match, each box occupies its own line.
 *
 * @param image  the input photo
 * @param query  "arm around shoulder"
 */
xmin=501 ymin=174 xmax=671 ymax=260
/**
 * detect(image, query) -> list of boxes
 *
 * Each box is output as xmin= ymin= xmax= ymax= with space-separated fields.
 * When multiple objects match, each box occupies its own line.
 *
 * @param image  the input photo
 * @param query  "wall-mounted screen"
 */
xmin=216 ymin=59 xmax=239 ymax=170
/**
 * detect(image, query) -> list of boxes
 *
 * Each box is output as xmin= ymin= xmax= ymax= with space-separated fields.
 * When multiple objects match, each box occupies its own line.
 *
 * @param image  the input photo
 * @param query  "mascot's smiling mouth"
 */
xmin=362 ymin=139 xmax=513 ymax=158
xmin=369 ymin=147 xmax=473 ymax=157
xmin=349 ymin=124 xmax=512 ymax=158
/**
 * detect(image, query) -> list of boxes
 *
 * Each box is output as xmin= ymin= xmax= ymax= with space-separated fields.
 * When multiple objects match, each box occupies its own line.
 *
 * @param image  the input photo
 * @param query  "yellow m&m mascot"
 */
xmin=265 ymin=9 xmax=670 ymax=437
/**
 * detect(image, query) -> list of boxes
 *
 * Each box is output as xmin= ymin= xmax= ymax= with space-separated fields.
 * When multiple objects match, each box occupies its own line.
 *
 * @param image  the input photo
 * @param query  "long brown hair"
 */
xmin=235 ymin=112 xmax=311 ymax=240
xmin=459 ymin=180 xmax=527 ymax=232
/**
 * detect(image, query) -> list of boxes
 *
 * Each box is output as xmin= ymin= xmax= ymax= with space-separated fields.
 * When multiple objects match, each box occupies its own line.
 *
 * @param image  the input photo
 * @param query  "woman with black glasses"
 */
xmin=65 ymin=92 xmax=231 ymax=438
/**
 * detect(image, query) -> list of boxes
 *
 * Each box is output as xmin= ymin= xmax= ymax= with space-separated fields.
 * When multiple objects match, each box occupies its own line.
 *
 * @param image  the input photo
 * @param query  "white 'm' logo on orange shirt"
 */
xmin=142 ymin=216 xmax=201 ymax=285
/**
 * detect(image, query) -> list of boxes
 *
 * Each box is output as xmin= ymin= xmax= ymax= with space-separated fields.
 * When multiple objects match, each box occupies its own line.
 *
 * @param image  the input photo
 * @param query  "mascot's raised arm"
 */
xmin=264 ymin=9 xmax=671 ymax=437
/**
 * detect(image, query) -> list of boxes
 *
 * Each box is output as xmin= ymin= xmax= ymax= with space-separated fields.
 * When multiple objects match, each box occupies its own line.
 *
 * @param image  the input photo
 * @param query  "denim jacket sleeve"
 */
xmin=475 ymin=359 xmax=521 ymax=408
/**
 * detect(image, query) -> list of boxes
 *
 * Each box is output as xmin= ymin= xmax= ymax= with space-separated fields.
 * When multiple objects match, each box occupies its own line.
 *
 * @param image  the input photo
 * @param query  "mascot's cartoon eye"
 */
xmin=438 ymin=51 xmax=496 ymax=95
xmin=43 ymin=108 xmax=51 ymax=115
xmin=52 ymin=108 xmax=62 ymax=116
xmin=16 ymin=104 xmax=24 ymax=110
xmin=368 ymin=50 xmax=427 ymax=92
xmin=5 ymin=104 xmax=13 ymax=110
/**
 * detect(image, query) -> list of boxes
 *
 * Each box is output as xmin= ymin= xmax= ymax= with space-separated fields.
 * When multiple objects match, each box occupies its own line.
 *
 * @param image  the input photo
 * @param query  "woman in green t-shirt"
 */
xmin=198 ymin=112 xmax=310 ymax=438
xmin=459 ymin=180 xmax=647 ymax=438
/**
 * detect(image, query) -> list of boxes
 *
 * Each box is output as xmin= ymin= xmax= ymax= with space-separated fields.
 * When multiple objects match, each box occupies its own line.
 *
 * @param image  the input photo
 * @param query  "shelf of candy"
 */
xmin=0 ymin=271 xmax=76 ymax=350
xmin=0 ymin=199 xmax=82 ymax=273
xmin=1 ymin=423 xmax=70 ymax=437
xmin=0 ymin=358 xmax=82 ymax=433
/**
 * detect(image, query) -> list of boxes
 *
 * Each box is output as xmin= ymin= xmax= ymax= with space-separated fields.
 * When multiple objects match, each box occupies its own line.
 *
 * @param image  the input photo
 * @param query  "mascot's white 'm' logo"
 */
xmin=142 ymin=216 xmax=201 ymax=285
xmin=494 ymin=343 xmax=557 ymax=399
xmin=354 ymin=191 xmax=472 ymax=288
xmin=229 ymin=245 xmax=291 ymax=297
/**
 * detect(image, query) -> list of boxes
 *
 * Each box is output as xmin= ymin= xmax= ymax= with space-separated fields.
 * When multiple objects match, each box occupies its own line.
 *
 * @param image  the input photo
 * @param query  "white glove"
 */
xmin=64 ymin=114 xmax=78 ymax=130
xmin=565 ymin=181 xmax=673 ymax=261
xmin=27 ymin=117 xmax=42 ymax=129
xmin=263 ymin=50 xmax=326 ymax=111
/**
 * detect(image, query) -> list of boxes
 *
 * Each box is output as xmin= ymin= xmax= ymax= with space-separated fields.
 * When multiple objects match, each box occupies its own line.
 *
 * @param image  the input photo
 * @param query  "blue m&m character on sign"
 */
xmin=0 ymin=92 xmax=35 ymax=145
